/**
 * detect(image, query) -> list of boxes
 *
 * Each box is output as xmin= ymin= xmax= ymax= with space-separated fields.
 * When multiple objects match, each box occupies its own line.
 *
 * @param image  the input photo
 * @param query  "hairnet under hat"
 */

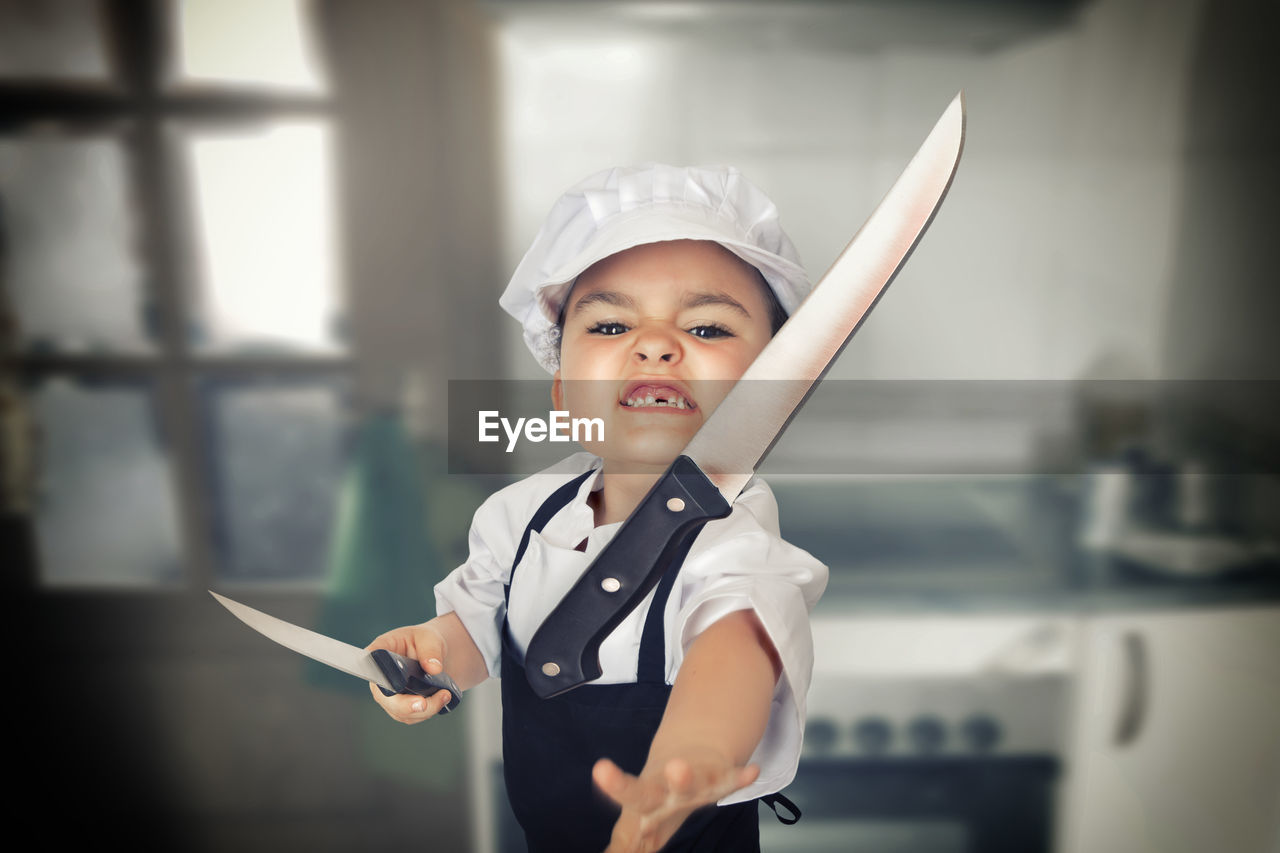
xmin=500 ymin=163 xmax=811 ymax=373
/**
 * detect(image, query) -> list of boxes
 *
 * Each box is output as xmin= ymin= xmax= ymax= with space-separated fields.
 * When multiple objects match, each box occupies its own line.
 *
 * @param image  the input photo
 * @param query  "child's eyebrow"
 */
xmin=567 ymin=289 xmax=753 ymax=319
xmin=682 ymin=291 xmax=753 ymax=319
xmin=568 ymin=290 xmax=636 ymax=317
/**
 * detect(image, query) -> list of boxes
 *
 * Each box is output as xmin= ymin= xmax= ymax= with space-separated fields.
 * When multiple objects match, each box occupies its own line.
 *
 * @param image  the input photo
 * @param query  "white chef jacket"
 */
xmin=434 ymin=452 xmax=828 ymax=804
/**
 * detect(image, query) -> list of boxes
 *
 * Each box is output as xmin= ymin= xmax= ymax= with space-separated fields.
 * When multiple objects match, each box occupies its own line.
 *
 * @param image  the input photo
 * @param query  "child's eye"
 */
xmin=587 ymin=321 xmax=629 ymax=336
xmin=687 ymin=323 xmax=734 ymax=339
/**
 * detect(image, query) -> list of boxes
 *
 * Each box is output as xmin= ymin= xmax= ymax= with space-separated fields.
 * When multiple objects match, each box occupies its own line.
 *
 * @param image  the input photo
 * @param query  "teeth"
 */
xmin=623 ymin=394 xmax=690 ymax=409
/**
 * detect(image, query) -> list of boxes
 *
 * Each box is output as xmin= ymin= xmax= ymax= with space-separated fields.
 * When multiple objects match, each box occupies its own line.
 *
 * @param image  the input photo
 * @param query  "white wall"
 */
xmin=494 ymin=0 xmax=1208 ymax=382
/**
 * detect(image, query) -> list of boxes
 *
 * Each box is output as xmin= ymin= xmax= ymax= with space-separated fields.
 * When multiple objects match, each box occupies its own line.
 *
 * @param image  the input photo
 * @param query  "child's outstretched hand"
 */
xmin=594 ymin=748 xmax=760 ymax=853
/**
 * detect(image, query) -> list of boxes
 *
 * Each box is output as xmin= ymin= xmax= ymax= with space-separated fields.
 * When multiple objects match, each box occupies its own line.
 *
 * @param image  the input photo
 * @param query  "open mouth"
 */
xmin=619 ymin=382 xmax=697 ymax=411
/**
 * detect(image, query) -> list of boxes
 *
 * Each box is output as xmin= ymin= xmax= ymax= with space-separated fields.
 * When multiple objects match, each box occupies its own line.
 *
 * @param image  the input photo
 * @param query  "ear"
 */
xmin=551 ymin=370 xmax=563 ymax=411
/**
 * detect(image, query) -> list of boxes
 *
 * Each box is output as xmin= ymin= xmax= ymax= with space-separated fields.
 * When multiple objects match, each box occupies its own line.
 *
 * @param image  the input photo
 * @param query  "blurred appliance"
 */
xmin=770 ymin=474 xmax=1073 ymax=602
xmin=767 ymin=615 xmax=1078 ymax=853
xmin=1081 ymin=452 xmax=1280 ymax=579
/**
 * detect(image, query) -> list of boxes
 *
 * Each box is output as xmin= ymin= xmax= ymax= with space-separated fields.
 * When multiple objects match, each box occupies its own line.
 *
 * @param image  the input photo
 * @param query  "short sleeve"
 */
xmin=668 ymin=481 xmax=828 ymax=804
xmin=433 ymin=490 xmax=518 ymax=679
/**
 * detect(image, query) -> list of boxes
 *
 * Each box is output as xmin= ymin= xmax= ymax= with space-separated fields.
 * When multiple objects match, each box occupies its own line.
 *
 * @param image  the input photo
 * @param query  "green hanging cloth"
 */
xmin=308 ymin=411 xmax=485 ymax=791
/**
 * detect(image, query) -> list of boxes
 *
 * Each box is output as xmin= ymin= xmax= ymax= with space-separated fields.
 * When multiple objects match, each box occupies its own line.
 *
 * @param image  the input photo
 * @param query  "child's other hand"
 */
xmin=365 ymin=624 xmax=452 ymax=723
xmin=594 ymin=748 xmax=760 ymax=853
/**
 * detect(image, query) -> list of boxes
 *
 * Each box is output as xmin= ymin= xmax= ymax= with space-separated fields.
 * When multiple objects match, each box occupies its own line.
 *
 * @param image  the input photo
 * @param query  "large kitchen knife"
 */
xmin=524 ymin=93 xmax=966 ymax=698
xmin=210 ymin=591 xmax=462 ymax=713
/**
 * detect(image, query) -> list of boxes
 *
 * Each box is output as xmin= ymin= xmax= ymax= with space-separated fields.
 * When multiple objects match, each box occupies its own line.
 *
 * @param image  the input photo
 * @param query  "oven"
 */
xmin=762 ymin=615 xmax=1077 ymax=853
xmin=763 ymin=757 xmax=1058 ymax=853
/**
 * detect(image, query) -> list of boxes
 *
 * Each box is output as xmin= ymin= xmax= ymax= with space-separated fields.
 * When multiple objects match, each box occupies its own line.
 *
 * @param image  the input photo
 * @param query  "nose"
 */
xmin=631 ymin=323 xmax=682 ymax=365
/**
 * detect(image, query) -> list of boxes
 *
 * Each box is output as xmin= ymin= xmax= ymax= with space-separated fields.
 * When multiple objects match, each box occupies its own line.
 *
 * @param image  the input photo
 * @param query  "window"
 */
xmin=1 ymin=0 xmax=350 ymax=588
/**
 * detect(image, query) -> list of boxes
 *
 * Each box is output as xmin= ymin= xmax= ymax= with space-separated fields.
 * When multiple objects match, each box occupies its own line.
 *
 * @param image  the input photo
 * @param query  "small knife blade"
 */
xmin=210 ymin=591 xmax=461 ymax=713
xmin=524 ymin=93 xmax=966 ymax=698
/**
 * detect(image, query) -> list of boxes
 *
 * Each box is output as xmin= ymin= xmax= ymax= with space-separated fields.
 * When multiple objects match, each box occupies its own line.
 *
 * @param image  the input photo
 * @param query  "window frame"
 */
xmin=1 ymin=0 xmax=351 ymax=591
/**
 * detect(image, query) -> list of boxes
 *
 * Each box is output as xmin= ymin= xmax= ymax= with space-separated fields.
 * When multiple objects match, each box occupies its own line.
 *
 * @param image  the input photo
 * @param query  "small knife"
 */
xmin=210 ymin=591 xmax=461 ymax=713
xmin=524 ymin=93 xmax=966 ymax=698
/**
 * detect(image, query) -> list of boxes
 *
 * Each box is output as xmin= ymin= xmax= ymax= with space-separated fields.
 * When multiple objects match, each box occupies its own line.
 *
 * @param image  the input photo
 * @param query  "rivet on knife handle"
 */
xmin=524 ymin=455 xmax=731 ymax=698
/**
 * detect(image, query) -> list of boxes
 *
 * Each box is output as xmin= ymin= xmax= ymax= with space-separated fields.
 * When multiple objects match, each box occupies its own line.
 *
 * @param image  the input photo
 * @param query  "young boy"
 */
xmin=369 ymin=164 xmax=828 ymax=852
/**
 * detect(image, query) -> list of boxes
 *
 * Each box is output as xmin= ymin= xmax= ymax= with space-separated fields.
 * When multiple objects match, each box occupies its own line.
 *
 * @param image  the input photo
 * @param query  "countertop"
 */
xmin=811 ymin=553 xmax=1280 ymax=617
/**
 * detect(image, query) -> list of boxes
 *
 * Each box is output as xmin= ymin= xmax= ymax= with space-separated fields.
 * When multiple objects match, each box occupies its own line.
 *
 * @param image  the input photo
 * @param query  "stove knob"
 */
xmin=806 ymin=717 xmax=839 ymax=754
xmin=907 ymin=715 xmax=947 ymax=754
xmin=960 ymin=714 xmax=1002 ymax=753
xmin=852 ymin=717 xmax=893 ymax=755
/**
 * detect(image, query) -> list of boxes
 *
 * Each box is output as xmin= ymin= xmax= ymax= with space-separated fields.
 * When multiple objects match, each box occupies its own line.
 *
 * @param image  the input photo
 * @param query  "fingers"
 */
xmin=597 ymin=755 xmax=760 ymax=815
xmin=670 ymin=760 xmax=759 ymax=808
xmin=366 ymin=622 xmax=449 ymax=681
xmin=365 ymin=625 xmax=456 ymax=724
xmin=599 ymin=757 xmax=762 ymax=853
xmin=366 ymin=624 xmax=448 ymax=673
xmin=727 ymin=760 xmax=759 ymax=791
xmin=367 ymin=681 xmax=453 ymax=724
xmin=593 ymin=759 xmax=646 ymax=808
xmin=662 ymin=757 xmax=694 ymax=795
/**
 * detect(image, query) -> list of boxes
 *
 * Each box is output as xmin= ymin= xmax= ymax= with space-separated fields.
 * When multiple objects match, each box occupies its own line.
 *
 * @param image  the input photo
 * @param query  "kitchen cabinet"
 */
xmin=1057 ymin=605 xmax=1280 ymax=853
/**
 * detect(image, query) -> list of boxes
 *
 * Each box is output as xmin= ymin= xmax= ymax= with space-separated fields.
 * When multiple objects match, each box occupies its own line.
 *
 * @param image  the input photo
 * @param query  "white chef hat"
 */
xmin=500 ymin=163 xmax=811 ymax=373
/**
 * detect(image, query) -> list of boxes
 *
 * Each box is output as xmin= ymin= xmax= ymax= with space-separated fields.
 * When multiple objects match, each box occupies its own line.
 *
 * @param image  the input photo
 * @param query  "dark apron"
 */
xmin=500 ymin=471 xmax=797 ymax=852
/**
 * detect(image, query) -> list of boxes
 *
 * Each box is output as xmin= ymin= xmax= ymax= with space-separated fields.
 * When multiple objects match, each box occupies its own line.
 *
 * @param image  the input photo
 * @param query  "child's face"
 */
xmin=552 ymin=239 xmax=775 ymax=472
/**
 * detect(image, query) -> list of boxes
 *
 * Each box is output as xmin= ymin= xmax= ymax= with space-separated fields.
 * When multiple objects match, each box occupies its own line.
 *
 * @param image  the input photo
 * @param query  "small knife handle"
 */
xmin=523 ymin=455 xmax=733 ymax=699
xmin=371 ymin=648 xmax=462 ymax=714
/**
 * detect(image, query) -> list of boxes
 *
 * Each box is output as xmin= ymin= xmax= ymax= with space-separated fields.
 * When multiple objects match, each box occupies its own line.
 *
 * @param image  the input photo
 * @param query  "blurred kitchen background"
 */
xmin=2 ymin=0 xmax=1278 ymax=851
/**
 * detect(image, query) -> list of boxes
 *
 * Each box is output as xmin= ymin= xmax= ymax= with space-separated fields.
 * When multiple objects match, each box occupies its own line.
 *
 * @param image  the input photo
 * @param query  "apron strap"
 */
xmin=760 ymin=791 xmax=802 ymax=825
xmin=635 ymin=530 xmax=700 ymax=684
xmin=504 ymin=470 xmax=594 ymax=606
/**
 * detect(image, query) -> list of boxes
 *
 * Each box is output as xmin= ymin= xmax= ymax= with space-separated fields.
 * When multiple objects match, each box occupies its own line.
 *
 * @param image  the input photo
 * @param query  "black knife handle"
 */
xmin=523 ymin=455 xmax=732 ymax=698
xmin=371 ymin=648 xmax=462 ymax=714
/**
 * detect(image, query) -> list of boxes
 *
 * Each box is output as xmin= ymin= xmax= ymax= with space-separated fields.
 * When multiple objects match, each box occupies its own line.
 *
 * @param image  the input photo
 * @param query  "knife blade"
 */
xmin=523 ymin=93 xmax=966 ymax=698
xmin=210 ymin=591 xmax=461 ymax=713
